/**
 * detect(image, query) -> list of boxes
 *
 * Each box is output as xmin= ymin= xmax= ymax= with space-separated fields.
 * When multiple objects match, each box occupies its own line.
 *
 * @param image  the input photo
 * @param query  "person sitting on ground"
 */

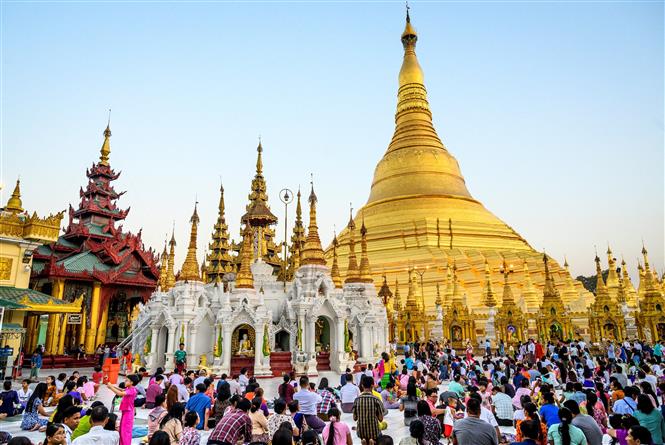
xmin=352 ymin=376 xmax=385 ymax=444
xmin=248 ymin=397 xmax=269 ymax=445
xmin=148 ymin=431 xmax=170 ymax=445
xmin=146 ymin=394 xmax=168 ymax=442
xmin=184 ymin=384 xmax=210 ymax=431
xmin=510 ymin=419 xmax=541 ymax=445
xmin=21 ymin=383 xmax=49 ymax=432
xmin=272 ymin=423 xmax=294 ymax=445
xmin=207 ymin=398 xmax=252 ymax=445
xmin=293 ymin=376 xmax=324 ymax=434
xmin=316 ymin=378 xmax=338 ymax=421
xmin=491 ymin=385 xmax=514 ymax=427
xmin=546 ymin=407 xmax=587 ymax=445
xmin=398 ymin=419 xmax=424 ymax=445
xmin=562 ymin=400 xmax=602 ymax=445
xmin=159 ymin=402 xmax=185 ymax=445
xmin=278 ymin=374 xmax=295 ymax=404
xmin=322 ymin=407 xmax=352 ymax=445
xmin=145 ymin=375 xmax=164 ymax=410
xmin=71 ymin=405 xmax=119 ymax=445
xmin=380 ymin=381 xmax=400 ymax=410
xmin=179 ymin=412 xmax=201 ymax=445
xmin=267 ymin=399 xmax=298 ymax=440
xmin=44 ymin=423 xmax=66 ymax=445
xmin=339 ymin=374 xmax=360 ymax=414
xmin=626 ymin=425 xmax=653 ymax=445
xmin=452 ymin=397 xmax=498 ymax=445
xmin=0 ymin=380 xmax=20 ymax=418
xmin=71 ymin=401 xmax=104 ymax=440
xmin=416 ymin=400 xmax=441 ymax=445
xmin=61 ymin=406 xmax=82 ymax=445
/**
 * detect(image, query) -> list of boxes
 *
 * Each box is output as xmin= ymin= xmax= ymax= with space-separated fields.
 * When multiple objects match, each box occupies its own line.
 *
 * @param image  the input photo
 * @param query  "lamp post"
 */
xmin=279 ymin=188 xmax=293 ymax=290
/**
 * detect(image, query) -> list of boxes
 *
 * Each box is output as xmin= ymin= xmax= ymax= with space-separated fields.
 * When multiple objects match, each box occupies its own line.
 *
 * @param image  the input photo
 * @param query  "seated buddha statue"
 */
xmin=238 ymin=333 xmax=254 ymax=356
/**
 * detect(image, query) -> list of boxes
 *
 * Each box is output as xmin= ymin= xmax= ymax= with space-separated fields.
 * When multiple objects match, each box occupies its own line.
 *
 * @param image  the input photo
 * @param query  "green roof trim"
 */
xmin=1 ymin=323 xmax=26 ymax=333
xmin=0 ymin=298 xmax=28 ymax=310
xmin=0 ymin=286 xmax=75 ymax=306
xmin=58 ymin=251 xmax=111 ymax=273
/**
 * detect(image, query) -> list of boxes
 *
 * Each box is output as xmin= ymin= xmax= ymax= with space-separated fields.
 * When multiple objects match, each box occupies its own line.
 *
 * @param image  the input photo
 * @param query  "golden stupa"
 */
xmin=325 ymin=11 xmax=592 ymax=316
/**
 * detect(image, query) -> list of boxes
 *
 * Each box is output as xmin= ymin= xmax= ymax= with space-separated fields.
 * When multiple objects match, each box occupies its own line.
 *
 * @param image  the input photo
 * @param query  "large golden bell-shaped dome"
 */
xmin=326 ymin=12 xmax=590 ymax=315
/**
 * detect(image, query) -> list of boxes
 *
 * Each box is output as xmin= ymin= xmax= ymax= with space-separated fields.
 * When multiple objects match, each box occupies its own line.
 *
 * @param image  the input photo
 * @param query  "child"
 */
xmin=107 ymin=374 xmax=140 ymax=445
xmin=91 ymin=366 xmax=103 ymax=385
xmin=17 ymin=379 xmax=32 ymax=411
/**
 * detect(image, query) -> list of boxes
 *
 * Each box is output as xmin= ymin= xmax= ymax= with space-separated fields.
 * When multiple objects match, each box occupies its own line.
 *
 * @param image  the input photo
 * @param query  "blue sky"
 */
xmin=1 ymin=1 xmax=663 ymax=281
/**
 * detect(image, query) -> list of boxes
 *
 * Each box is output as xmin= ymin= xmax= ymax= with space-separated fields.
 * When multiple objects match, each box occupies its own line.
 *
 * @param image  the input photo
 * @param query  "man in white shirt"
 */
xmin=176 ymin=377 xmax=192 ymax=402
xmin=293 ymin=376 xmax=324 ymax=433
xmin=168 ymin=369 xmax=184 ymax=386
xmin=62 ymin=406 xmax=82 ymax=445
xmin=228 ymin=375 xmax=242 ymax=396
xmin=339 ymin=374 xmax=361 ymax=413
xmin=238 ymin=368 xmax=250 ymax=393
xmin=193 ymin=369 xmax=207 ymax=387
xmin=72 ymin=405 xmax=119 ymax=445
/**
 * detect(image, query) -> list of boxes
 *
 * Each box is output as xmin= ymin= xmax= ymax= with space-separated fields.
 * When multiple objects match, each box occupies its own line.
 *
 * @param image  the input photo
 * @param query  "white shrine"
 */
xmin=128 ymin=147 xmax=389 ymax=376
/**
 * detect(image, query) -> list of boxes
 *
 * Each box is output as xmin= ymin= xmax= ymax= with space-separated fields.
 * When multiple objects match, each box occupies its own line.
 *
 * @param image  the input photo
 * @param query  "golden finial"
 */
xmin=483 ymin=259 xmax=496 ymax=308
xmin=164 ymin=223 xmax=176 ymax=290
xmin=331 ymin=230 xmax=342 ymax=288
xmin=563 ymin=256 xmax=569 ymax=269
xmin=358 ymin=211 xmax=373 ymax=283
xmin=99 ymin=110 xmax=112 ymax=166
xmin=345 ymin=204 xmax=361 ymax=283
xmin=158 ymin=238 xmax=169 ymax=291
xmin=235 ymin=224 xmax=255 ymax=289
xmin=5 ymin=179 xmax=24 ymax=213
xmin=300 ymin=177 xmax=326 ymax=266
xmin=256 ymin=139 xmax=263 ymax=175
xmin=179 ymin=201 xmax=201 ymax=282
xmin=595 ymin=254 xmax=607 ymax=291
xmin=394 ymin=277 xmax=402 ymax=311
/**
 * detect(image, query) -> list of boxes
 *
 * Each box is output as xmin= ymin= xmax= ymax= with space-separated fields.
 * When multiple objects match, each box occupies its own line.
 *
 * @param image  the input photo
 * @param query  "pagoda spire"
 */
xmin=483 ymin=259 xmax=497 ymax=308
xmin=444 ymin=262 xmax=454 ymax=309
xmin=406 ymin=269 xmax=418 ymax=308
xmin=606 ymin=245 xmax=619 ymax=290
xmin=641 ymin=245 xmax=660 ymax=293
xmin=235 ymin=225 xmax=255 ymax=289
xmin=207 ymin=183 xmax=234 ymax=282
xmin=521 ymin=259 xmax=540 ymax=309
xmin=330 ymin=232 xmax=343 ymax=288
xmin=378 ymin=275 xmax=393 ymax=306
xmin=595 ymin=254 xmax=608 ymax=294
xmin=344 ymin=207 xmax=361 ymax=283
xmin=99 ymin=118 xmax=111 ymax=166
xmin=435 ymin=282 xmax=443 ymax=307
xmin=301 ymin=180 xmax=326 ymax=266
xmin=501 ymin=259 xmax=516 ymax=306
xmin=158 ymin=240 xmax=169 ymax=291
xmin=621 ymin=258 xmax=638 ymax=305
xmin=165 ymin=226 xmax=176 ymax=290
xmin=451 ymin=263 xmax=464 ymax=305
xmin=394 ymin=278 xmax=403 ymax=311
xmin=358 ymin=213 xmax=373 ymax=282
xmin=542 ymin=254 xmax=563 ymax=304
xmin=288 ymin=188 xmax=306 ymax=275
xmin=179 ymin=202 xmax=201 ymax=282
xmin=5 ymin=179 xmax=24 ymax=213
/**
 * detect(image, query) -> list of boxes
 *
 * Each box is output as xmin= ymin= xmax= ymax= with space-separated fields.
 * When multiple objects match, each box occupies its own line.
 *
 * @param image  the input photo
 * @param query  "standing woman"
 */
xmin=106 ymin=374 xmax=140 ymax=445
xmin=21 ymin=382 xmax=49 ymax=431
xmin=121 ymin=348 xmax=132 ymax=375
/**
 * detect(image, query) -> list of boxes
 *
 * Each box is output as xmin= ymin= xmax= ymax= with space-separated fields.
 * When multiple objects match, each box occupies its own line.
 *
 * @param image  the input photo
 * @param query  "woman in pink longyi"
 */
xmin=107 ymin=374 xmax=140 ymax=445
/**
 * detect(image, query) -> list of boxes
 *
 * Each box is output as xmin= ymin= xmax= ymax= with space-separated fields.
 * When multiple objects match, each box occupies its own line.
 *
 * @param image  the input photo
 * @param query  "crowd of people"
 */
xmin=2 ymin=338 xmax=665 ymax=445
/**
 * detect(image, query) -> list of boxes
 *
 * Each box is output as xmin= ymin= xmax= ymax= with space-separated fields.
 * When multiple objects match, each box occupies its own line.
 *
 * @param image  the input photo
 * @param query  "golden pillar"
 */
xmin=97 ymin=302 xmax=109 ymax=347
xmin=85 ymin=282 xmax=102 ymax=351
xmin=78 ymin=312 xmax=87 ymax=349
xmin=46 ymin=279 xmax=65 ymax=354
xmin=25 ymin=316 xmax=37 ymax=353
xmin=56 ymin=314 xmax=67 ymax=354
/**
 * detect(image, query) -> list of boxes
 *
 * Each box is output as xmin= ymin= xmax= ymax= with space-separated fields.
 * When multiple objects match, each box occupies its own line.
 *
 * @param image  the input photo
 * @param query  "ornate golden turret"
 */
xmin=641 ymin=246 xmax=662 ymax=294
xmin=287 ymin=189 xmax=306 ymax=278
xmin=207 ymin=184 xmax=235 ymax=283
xmin=99 ymin=123 xmax=111 ymax=166
xmin=330 ymin=232 xmax=342 ymax=288
xmin=300 ymin=182 xmax=326 ymax=266
xmin=235 ymin=225 xmax=255 ymax=289
xmin=482 ymin=260 xmax=497 ymax=308
xmin=394 ymin=278 xmax=403 ymax=312
xmin=179 ymin=202 xmax=201 ymax=282
xmin=635 ymin=245 xmax=664 ymax=341
xmin=5 ymin=179 xmax=24 ymax=214
xmin=495 ymin=258 xmax=526 ymax=343
xmin=521 ymin=260 xmax=541 ymax=310
xmin=617 ymin=272 xmax=627 ymax=305
xmin=620 ymin=257 xmax=638 ymax=307
xmin=451 ymin=263 xmax=464 ymax=306
xmin=606 ymin=246 xmax=619 ymax=291
xmin=443 ymin=263 xmax=454 ymax=310
xmin=542 ymin=255 xmax=562 ymax=304
xmin=158 ymin=241 xmax=169 ymax=290
xmin=240 ymin=142 xmax=280 ymax=270
xmin=561 ymin=257 xmax=580 ymax=303
xmin=165 ymin=228 xmax=177 ymax=290
xmin=406 ymin=269 xmax=418 ymax=308
xmin=200 ymin=252 xmax=208 ymax=283
xmin=358 ymin=215 xmax=373 ymax=283
xmin=537 ymin=254 xmax=572 ymax=341
xmin=344 ymin=208 xmax=361 ymax=283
